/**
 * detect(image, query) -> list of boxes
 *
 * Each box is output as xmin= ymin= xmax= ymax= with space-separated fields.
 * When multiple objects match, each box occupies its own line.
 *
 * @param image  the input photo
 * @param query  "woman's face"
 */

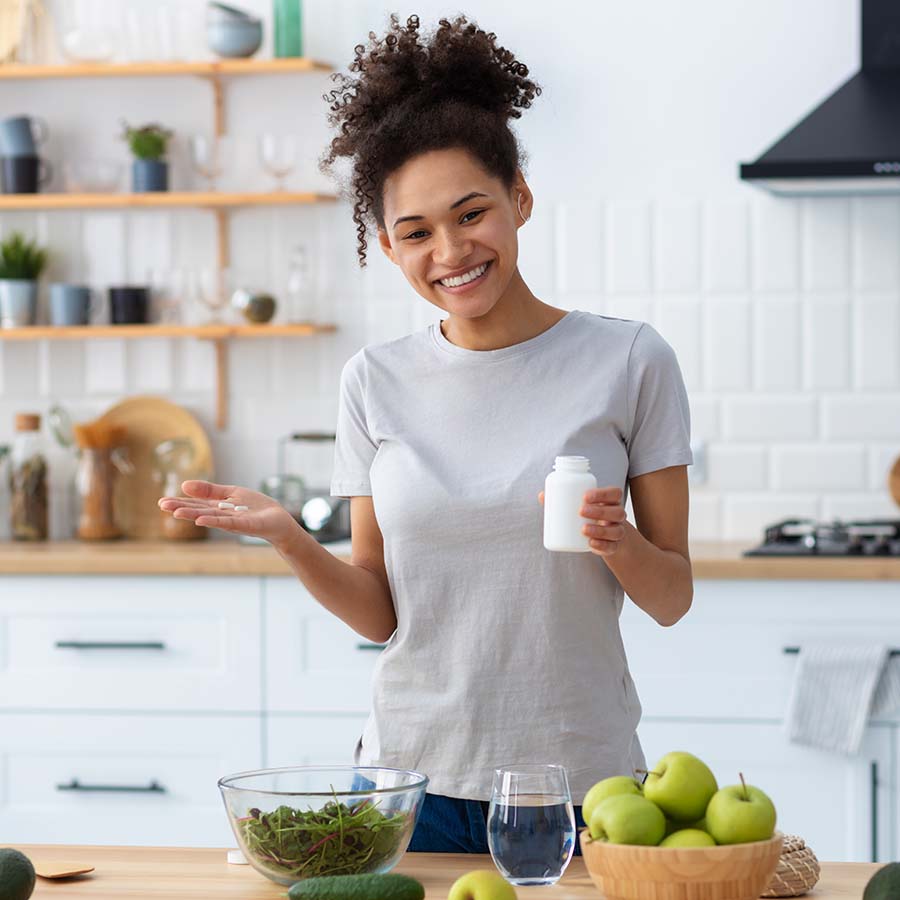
xmin=377 ymin=148 xmax=532 ymax=320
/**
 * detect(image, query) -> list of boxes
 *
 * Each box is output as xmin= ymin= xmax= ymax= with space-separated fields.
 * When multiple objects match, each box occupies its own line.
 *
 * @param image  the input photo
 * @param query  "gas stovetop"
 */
xmin=743 ymin=519 xmax=900 ymax=557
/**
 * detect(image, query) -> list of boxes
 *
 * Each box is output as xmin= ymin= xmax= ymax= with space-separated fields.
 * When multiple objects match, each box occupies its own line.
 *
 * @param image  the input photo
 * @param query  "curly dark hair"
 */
xmin=321 ymin=14 xmax=541 ymax=265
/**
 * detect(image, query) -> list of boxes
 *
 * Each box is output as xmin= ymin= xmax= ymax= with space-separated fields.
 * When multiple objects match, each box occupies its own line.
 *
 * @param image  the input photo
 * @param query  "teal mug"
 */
xmin=49 ymin=284 xmax=95 ymax=326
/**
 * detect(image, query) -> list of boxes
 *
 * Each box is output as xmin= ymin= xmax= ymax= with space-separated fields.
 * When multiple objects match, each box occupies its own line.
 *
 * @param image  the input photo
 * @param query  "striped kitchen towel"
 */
xmin=785 ymin=643 xmax=890 ymax=755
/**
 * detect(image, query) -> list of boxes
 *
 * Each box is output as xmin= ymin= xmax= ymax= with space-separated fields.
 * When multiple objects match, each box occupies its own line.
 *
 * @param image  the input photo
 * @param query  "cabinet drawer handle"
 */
xmin=783 ymin=646 xmax=900 ymax=657
xmin=356 ymin=643 xmax=386 ymax=651
xmin=871 ymin=760 xmax=879 ymax=863
xmin=57 ymin=778 xmax=166 ymax=794
xmin=55 ymin=641 xmax=166 ymax=650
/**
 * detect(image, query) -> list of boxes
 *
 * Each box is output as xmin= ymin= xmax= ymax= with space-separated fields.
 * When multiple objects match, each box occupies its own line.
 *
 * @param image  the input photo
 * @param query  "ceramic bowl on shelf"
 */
xmin=207 ymin=17 xmax=263 ymax=58
xmin=218 ymin=766 xmax=428 ymax=886
xmin=63 ymin=160 xmax=122 ymax=193
xmin=579 ymin=830 xmax=783 ymax=900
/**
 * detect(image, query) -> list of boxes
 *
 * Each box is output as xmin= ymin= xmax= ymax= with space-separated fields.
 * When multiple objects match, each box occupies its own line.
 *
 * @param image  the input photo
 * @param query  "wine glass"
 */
xmin=487 ymin=764 xmax=576 ymax=887
xmin=190 ymin=135 xmax=232 ymax=191
xmin=186 ymin=267 xmax=231 ymax=323
xmin=258 ymin=133 xmax=298 ymax=191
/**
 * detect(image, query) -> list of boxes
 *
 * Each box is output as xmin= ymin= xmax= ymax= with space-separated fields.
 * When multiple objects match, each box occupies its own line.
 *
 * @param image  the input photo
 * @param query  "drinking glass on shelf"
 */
xmin=487 ymin=764 xmax=576 ymax=887
xmin=193 ymin=267 xmax=232 ymax=323
xmin=190 ymin=135 xmax=232 ymax=191
xmin=147 ymin=267 xmax=185 ymax=324
xmin=258 ymin=134 xmax=298 ymax=191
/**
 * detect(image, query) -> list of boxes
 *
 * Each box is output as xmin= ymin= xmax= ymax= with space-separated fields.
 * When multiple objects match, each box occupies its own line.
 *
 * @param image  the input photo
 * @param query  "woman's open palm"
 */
xmin=158 ymin=480 xmax=299 ymax=547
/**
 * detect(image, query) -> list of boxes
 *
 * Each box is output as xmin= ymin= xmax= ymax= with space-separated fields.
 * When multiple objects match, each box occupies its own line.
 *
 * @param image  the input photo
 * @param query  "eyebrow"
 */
xmin=392 ymin=192 xmax=489 ymax=229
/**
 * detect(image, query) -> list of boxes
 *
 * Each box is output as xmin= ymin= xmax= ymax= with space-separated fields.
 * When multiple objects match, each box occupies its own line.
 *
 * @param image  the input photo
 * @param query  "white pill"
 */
xmin=218 ymin=501 xmax=236 ymax=509
xmin=234 ymin=505 xmax=249 ymax=512
xmin=227 ymin=849 xmax=247 ymax=865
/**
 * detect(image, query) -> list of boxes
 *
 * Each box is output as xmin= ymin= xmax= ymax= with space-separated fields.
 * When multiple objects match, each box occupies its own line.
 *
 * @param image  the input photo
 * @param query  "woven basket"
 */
xmin=759 ymin=834 xmax=820 ymax=898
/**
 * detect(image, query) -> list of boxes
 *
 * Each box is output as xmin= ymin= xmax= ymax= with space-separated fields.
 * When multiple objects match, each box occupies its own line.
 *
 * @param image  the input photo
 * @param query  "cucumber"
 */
xmin=288 ymin=873 xmax=425 ymax=900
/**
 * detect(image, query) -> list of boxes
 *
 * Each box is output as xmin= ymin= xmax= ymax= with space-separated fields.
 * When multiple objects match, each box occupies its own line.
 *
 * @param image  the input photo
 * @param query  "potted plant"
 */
xmin=0 ymin=231 xmax=48 ymax=329
xmin=121 ymin=122 xmax=173 ymax=192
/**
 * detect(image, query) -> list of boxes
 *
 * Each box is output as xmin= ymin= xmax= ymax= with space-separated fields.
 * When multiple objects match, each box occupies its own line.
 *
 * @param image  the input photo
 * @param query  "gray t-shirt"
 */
xmin=330 ymin=310 xmax=692 ymax=802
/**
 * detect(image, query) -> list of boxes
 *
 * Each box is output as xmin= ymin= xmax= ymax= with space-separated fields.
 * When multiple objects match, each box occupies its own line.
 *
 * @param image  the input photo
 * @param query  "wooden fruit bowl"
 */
xmin=579 ymin=829 xmax=783 ymax=900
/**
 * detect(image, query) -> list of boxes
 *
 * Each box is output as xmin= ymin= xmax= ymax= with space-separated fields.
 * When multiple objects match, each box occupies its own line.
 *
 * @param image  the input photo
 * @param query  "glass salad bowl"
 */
xmin=218 ymin=766 xmax=428 ymax=886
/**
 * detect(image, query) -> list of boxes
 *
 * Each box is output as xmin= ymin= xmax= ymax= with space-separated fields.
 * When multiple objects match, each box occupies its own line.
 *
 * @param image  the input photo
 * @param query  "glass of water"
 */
xmin=487 ymin=764 xmax=576 ymax=887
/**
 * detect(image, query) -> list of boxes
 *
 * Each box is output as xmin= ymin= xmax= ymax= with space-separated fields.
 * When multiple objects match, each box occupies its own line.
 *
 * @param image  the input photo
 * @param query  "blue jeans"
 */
xmin=409 ymin=793 xmax=586 ymax=855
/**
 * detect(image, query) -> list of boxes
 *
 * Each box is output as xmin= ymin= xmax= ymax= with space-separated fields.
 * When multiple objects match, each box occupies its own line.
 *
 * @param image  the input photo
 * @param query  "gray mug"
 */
xmin=49 ymin=284 xmax=95 ymax=326
xmin=0 ymin=116 xmax=49 ymax=157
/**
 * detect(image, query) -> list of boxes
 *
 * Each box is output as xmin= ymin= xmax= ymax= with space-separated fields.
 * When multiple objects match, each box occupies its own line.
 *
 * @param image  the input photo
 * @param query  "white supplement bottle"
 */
xmin=543 ymin=456 xmax=597 ymax=552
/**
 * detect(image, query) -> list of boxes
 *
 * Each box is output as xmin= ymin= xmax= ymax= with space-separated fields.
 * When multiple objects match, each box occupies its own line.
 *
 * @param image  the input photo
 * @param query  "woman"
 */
xmin=159 ymin=14 xmax=693 ymax=855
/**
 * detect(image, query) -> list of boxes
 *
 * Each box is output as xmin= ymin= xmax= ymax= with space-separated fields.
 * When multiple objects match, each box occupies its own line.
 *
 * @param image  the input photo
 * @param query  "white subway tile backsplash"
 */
xmin=688 ymin=396 xmax=720 ymax=441
xmin=607 ymin=203 xmax=652 ymax=293
xmin=517 ymin=204 xmax=556 ymax=298
xmin=723 ymin=494 xmax=820 ymax=540
xmin=81 ymin=214 xmax=127 ymax=288
xmin=869 ymin=445 xmax=900 ymax=491
xmin=751 ymin=196 xmax=799 ymax=291
xmin=38 ymin=342 xmax=85 ymax=398
xmin=802 ymin=199 xmax=850 ymax=291
xmin=556 ymin=203 xmax=605 ymax=295
xmin=854 ymin=293 xmax=900 ymax=389
xmin=823 ymin=395 xmax=900 ymax=439
xmin=822 ymin=493 xmax=899 ymax=520
xmin=84 ymin=339 xmax=126 ymax=395
xmin=803 ymin=297 xmax=850 ymax=389
xmin=852 ymin=198 xmax=900 ymax=291
xmin=0 ymin=342 xmax=39 ymax=398
xmin=723 ymin=396 xmax=817 ymax=440
xmin=703 ymin=202 xmax=749 ymax=293
xmin=606 ymin=296 xmax=654 ymax=326
xmin=657 ymin=298 xmax=701 ymax=390
xmin=703 ymin=298 xmax=751 ymax=390
xmin=653 ymin=201 xmax=700 ymax=293
xmin=174 ymin=338 xmax=216 ymax=393
xmin=772 ymin=445 xmax=867 ymax=491
xmin=706 ymin=444 xmax=768 ymax=490
xmin=754 ymin=297 xmax=801 ymax=390
xmin=686 ymin=493 xmax=722 ymax=541
xmin=128 ymin=339 xmax=174 ymax=393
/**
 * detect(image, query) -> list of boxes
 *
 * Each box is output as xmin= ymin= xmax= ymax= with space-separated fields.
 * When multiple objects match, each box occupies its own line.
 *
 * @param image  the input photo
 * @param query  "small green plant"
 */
xmin=0 ymin=231 xmax=48 ymax=280
xmin=121 ymin=122 xmax=173 ymax=161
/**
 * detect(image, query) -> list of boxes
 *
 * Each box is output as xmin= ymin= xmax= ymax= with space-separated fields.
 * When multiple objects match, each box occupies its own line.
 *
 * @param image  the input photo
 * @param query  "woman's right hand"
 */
xmin=158 ymin=480 xmax=301 ymax=549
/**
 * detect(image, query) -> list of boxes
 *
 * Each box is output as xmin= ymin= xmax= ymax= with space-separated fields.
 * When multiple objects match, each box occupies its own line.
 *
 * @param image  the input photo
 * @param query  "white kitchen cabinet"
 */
xmin=266 ymin=714 xmax=369 ymax=768
xmin=0 ymin=713 xmax=261 ymax=847
xmin=264 ymin=577 xmax=382 ymax=713
xmin=637 ymin=719 xmax=893 ymax=863
xmin=620 ymin=579 xmax=900 ymax=721
xmin=0 ymin=576 xmax=262 ymax=712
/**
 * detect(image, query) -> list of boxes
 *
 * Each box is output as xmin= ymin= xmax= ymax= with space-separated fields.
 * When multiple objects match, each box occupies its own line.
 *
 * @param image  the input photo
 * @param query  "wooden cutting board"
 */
xmin=96 ymin=396 xmax=213 ymax=540
xmin=10 ymin=844 xmax=881 ymax=899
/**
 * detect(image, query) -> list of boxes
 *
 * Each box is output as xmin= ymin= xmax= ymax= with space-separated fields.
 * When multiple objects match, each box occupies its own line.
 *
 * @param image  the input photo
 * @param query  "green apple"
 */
xmin=582 ymin=776 xmax=642 ymax=826
xmin=588 ymin=793 xmax=666 ymax=846
xmin=641 ymin=751 xmax=718 ymax=823
xmin=705 ymin=777 xmax=776 ymax=845
xmin=448 ymin=869 xmax=517 ymax=900
xmin=659 ymin=828 xmax=716 ymax=848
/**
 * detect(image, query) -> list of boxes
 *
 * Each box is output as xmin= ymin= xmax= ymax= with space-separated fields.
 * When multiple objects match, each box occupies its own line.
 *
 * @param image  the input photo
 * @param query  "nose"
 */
xmin=432 ymin=227 xmax=473 ymax=268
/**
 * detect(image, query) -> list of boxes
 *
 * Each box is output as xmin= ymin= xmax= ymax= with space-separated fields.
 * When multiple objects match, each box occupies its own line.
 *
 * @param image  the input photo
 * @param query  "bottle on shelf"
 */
xmin=9 ymin=413 xmax=49 ymax=541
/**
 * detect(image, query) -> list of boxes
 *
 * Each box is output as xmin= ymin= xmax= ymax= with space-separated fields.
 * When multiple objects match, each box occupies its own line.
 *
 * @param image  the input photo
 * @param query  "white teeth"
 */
xmin=439 ymin=262 xmax=488 ymax=287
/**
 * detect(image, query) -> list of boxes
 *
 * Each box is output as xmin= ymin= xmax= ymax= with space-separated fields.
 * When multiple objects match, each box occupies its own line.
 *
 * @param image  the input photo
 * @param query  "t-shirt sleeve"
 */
xmin=625 ymin=323 xmax=693 ymax=479
xmin=330 ymin=353 xmax=377 ymax=498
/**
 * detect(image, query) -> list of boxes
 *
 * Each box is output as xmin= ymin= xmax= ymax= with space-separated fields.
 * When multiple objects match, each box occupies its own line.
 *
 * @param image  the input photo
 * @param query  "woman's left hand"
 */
xmin=580 ymin=487 xmax=627 ymax=556
xmin=537 ymin=486 xmax=628 ymax=556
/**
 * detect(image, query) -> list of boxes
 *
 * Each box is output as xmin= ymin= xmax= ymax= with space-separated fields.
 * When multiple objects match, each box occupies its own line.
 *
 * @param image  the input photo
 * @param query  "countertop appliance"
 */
xmin=740 ymin=0 xmax=900 ymax=196
xmin=744 ymin=519 xmax=900 ymax=557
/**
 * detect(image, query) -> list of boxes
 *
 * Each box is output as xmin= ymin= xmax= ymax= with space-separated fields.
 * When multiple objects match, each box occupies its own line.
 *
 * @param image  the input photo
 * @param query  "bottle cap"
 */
xmin=554 ymin=455 xmax=591 ymax=471
xmin=15 ymin=413 xmax=41 ymax=432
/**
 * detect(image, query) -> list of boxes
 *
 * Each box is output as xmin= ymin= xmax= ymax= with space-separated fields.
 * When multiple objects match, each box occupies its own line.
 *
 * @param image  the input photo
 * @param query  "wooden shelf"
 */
xmin=0 ymin=58 xmax=333 ymax=79
xmin=0 ymin=323 xmax=336 ymax=340
xmin=0 ymin=191 xmax=336 ymax=210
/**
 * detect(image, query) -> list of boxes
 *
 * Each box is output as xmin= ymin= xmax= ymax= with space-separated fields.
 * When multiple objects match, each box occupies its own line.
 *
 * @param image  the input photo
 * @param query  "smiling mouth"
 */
xmin=435 ymin=261 xmax=493 ymax=290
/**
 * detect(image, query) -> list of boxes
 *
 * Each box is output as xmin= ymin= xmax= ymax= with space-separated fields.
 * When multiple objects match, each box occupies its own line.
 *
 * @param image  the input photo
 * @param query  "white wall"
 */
xmin=0 ymin=0 xmax=896 ymax=541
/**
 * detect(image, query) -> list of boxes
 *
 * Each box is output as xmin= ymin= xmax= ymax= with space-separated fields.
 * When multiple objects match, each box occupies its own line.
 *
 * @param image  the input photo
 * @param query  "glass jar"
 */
xmin=76 ymin=447 xmax=127 ymax=540
xmin=9 ymin=413 xmax=48 ymax=541
xmin=154 ymin=438 xmax=208 ymax=541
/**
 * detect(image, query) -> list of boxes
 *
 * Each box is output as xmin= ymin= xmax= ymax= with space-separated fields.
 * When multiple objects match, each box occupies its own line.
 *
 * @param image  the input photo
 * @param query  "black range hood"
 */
xmin=740 ymin=0 xmax=900 ymax=196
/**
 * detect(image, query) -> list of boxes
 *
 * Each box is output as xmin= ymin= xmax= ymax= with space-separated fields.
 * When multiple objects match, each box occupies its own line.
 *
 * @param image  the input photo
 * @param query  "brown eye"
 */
xmin=461 ymin=209 xmax=485 ymax=223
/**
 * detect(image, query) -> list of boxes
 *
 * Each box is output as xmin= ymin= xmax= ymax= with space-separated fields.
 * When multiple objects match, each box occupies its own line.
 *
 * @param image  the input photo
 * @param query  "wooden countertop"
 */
xmin=15 ymin=844 xmax=879 ymax=899
xmin=0 ymin=538 xmax=897 ymax=579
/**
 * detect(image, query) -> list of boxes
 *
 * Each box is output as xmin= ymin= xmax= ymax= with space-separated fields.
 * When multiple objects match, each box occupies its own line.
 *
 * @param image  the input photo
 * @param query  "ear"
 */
xmin=377 ymin=228 xmax=397 ymax=265
xmin=513 ymin=169 xmax=533 ymax=225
